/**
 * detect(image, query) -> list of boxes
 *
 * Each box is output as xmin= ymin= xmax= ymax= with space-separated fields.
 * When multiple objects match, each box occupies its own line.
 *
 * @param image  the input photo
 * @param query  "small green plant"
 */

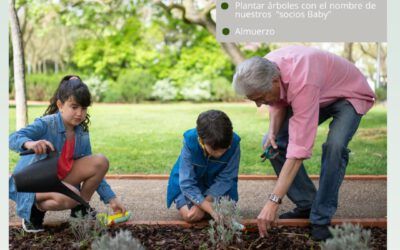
xmin=13 ymin=228 xmax=26 ymax=241
xmin=68 ymin=211 xmax=107 ymax=248
xmin=91 ymin=229 xmax=145 ymax=250
xmin=208 ymin=196 xmax=243 ymax=249
xmin=321 ymin=223 xmax=372 ymax=250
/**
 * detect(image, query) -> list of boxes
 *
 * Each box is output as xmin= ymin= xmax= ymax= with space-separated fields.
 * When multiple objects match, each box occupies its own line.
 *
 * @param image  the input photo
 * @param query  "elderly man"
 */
xmin=232 ymin=45 xmax=375 ymax=241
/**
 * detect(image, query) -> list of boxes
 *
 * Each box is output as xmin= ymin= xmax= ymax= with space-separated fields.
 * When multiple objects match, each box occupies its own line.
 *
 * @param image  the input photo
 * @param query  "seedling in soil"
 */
xmin=68 ymin=211 xmax=108 ymax=248
xmin=321 ymin=223 xmax=372 ymax=250
xmin=9 ymin=224 xmax=386 ymax=249
xmin=14 ymin=228 xmax=26 ymax=241
xmin=91 ymin=229 xmax=145 ymax=250
xmin=208 ymin=196 xmax=243 ymax=249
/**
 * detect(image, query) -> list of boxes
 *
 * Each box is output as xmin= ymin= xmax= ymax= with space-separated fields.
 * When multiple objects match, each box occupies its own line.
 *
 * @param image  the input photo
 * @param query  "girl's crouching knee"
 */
xmin=52 ymin=196 xmax=79 ymax=209
xmin=93 ymin=154 xmax=110 ymax=173
xmin=64 ymin=199 xmax=80 ymax=209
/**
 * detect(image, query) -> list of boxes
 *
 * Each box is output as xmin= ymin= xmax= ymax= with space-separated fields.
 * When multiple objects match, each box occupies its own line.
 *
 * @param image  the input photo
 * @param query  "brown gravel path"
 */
xmin=9 ymin=179 xmax=386 ymax=224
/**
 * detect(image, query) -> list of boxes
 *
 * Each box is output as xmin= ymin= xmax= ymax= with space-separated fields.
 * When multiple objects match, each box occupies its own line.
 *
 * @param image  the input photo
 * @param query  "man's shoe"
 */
xmin=22 ymin=204 xmax=46 ymax=233
xmin=311 ymin=224 xmax=333 ymax=241
xmin=70 ymin=204 xmax=97 ymax=218
xmin=279 ymin=208 xmax=311 ymax=219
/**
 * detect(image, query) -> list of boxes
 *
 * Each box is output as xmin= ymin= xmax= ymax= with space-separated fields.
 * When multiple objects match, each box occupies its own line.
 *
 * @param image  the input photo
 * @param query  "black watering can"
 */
xmin=12 ymin=149 xmax=91 ymax=209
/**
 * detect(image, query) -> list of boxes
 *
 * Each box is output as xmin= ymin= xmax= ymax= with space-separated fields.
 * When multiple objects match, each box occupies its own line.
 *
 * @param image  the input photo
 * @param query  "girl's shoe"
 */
xmin=22 ymin=204 xmax=46 ymax=233
xmin=22 ymin=219 xmax=44 ymax=233
xmin=70 ymin=204 xmax=97 ymax=218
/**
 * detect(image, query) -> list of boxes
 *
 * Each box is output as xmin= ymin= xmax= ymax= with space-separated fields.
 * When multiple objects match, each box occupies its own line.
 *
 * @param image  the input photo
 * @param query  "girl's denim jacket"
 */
xmin=9 ymin=112 xmax=116 ymax=221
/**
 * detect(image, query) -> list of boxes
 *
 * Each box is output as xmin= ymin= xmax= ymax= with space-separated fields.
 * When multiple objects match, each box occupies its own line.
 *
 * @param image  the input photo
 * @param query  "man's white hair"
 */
xmin=232 ymin=56 xmax=280 ymax=96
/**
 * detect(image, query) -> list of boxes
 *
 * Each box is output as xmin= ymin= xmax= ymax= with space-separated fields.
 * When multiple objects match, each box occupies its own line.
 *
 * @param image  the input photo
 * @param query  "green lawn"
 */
xmin=9 ymin=102 xmax=387 ymax=175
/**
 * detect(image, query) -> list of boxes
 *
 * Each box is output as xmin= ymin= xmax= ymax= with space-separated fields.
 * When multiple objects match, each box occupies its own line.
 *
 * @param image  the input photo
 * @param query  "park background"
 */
xmin=9 ymin=0 xmax=387 ymax=175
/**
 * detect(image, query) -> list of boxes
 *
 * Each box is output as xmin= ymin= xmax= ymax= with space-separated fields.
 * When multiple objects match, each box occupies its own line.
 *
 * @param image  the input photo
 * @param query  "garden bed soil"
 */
xmin=9 ymin=223 xmax=386 ymax=250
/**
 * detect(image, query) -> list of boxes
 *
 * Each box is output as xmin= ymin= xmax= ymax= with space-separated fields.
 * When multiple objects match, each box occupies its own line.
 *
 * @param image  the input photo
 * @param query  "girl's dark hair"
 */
xmin=196 ymin=110 xmax=233 ymax=150
xmin=44 ymin=75 xmax=92 ymax=131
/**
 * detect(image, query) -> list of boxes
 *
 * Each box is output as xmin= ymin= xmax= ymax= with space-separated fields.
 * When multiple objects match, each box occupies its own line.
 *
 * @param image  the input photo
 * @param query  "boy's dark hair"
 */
xmin=196 ymin=110 xmax=233 ymax=150
xmin=44 ymin=75 xmax=92 ymax=131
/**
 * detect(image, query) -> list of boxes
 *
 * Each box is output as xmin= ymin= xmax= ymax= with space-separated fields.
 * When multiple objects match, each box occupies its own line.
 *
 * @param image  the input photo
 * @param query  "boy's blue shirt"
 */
xmin=166 ymin=128 xmax=241 ymax=208
xmin=9 ymin=112 xmax=116 ymax=221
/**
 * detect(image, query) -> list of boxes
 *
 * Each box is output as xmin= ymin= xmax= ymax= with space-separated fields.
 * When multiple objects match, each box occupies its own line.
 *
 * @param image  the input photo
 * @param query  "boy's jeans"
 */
xmin=262 ymin=99 xmax=362 ymax=225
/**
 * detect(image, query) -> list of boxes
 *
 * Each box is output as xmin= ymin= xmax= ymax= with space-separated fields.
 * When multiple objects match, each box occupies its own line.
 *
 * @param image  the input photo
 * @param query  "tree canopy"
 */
xmin=10 ymin=0 xmax=387 ymax=103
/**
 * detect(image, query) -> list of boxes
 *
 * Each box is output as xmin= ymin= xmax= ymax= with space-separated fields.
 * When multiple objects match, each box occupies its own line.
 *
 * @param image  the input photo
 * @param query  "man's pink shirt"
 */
xmin=266 ymin=46 xmax=375 ymax=159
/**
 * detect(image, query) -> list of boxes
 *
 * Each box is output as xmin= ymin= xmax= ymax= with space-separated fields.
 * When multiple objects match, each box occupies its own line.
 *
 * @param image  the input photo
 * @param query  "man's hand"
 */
xmin=257 ymin=158 xmax=303 ymax=237
xmin=108 ymin=197 xmax=126 ymax=214
xmin=24 ymin=140 xmax=55 ymax=154
xmin=257 ymin=200 xmax=279 ymax=237
xmin=264 ymin=106 xmax=288 ymax=151
xmin=263 ymin=133 xmax=277 ymax=150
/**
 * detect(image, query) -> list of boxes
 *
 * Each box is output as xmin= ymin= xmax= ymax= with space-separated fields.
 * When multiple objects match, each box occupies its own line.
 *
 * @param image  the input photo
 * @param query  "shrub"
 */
xmin=91 ymin=229 xmax=145 ymax=250
xmin=321 ymin=223 xmax=372 ymax=250
xmin=25 ymin=73 xmax=66 ymax=101
xmin=85 ymin=76 xmax=108 ymax=102
xmin=210 ymin=77 xmax=240 ymax=102
xmin=208 ymin=196 xmax=243 ymax=249
xmin=375 ymin=86 xmax=387 ymax=102
xmin=150 ymin=79 xmax=178 ymax=102
xmin=103 ymin=69 xmax=156 ymax=103
xmin=101 ymin=80 xmax=120 ymax=103
xmin=68 ymin=211 xmax=107 ymax=249
xmin=180 ymin=80 xmax=211 ymax=102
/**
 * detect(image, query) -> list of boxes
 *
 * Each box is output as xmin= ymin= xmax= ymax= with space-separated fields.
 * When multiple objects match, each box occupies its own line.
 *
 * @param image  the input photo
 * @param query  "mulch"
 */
xmin=9 ymin=223 xmax=387 ymax=250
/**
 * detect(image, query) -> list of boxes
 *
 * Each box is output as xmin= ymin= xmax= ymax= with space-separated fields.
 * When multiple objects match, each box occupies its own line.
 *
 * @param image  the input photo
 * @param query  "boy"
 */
xmin=166 ymin=110 xmax=241 ymax=222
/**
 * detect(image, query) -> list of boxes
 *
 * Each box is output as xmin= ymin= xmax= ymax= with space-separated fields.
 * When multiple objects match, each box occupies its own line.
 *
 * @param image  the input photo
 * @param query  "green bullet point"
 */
xmin=222 ymin=28 xmax=230 ymax=35
xmin=221 ymin=2 xmax=229 ymax=9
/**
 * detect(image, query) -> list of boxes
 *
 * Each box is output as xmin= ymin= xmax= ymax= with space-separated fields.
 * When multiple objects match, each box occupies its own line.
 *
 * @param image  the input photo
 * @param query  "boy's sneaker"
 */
xmin=22 ymin=204 xmax=46 ymax=233
xmin=70 ymin=204 xmax=97 ymax=218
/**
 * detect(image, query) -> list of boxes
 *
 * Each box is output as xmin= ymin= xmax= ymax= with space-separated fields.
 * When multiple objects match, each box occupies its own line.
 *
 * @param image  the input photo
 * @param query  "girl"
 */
xmin=9 ymin=75 xmax=126 ymax=232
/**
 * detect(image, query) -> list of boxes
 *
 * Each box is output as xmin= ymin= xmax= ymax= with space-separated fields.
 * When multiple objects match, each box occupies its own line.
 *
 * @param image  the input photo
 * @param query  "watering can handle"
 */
xmin=20 ymin=149 xmax=35 ymax=156
xmin=20 ymin=146 xmax=55 ymax=156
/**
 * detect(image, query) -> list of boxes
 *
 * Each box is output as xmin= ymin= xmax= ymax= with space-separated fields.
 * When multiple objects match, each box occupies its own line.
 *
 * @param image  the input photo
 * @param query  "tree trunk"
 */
xmin=220 ymin=43 xmax=245 ymax=65
xmin=203 ymin=19 xmax=245 ymax=65
xmin=44 ymin=60 xmax=47 ymax=74
xmin=343 ymin=42 xmax=354 ymax=63
xmin=27 ymin=61 xmax=31 ymax=74
xmin=156 ymin=1 xmax=246 ymax=66
xmin=376 ymin=42 xmax=381 ymax=89
xmin=9 ymin=0 xmax=28 ymax=129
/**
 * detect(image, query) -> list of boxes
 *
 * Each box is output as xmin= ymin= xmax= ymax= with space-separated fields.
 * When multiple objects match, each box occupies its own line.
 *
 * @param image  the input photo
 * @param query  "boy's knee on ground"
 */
xmin=181 ymin=207 xmax=205 ymax=222
xmin=182 ymin=213 xmax=204 ymax=223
